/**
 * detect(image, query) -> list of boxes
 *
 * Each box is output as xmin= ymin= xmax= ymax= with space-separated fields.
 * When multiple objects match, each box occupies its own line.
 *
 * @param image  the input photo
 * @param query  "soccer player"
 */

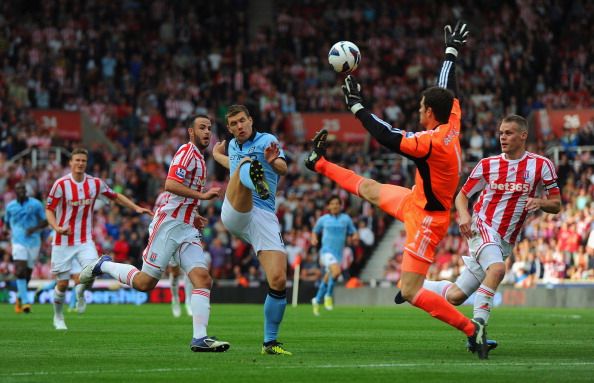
xmin=46 ymin=148 xmax=152 ymax=330
xmin=81 ymin=115 xmax=230 ymax=352
xmin=167 ymin=262 xmax=194 ymax=317
xmin=398 ymin=114 xmax=561 ymax=351
xmin=306 ymin=22 xmax=491 ymax=358
xmin=212 ymin=104 xmax=291 ymax=355
xmin=5 ymin=182 xmax=47 ymax=313
xmin=310 ymin=195 xmax=357 ymax=316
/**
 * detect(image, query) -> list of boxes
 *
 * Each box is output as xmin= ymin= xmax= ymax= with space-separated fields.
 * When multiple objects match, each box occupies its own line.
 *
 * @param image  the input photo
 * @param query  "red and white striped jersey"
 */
xmin=154 ymin=142 xmax=206 ymax=225
xmin=153 ymin=191 xmax=168 ymax=213
xmin=46 ymin=173 xmax=117 ymax=246
xmin=461 ymin=152 xmax=560 ymax=244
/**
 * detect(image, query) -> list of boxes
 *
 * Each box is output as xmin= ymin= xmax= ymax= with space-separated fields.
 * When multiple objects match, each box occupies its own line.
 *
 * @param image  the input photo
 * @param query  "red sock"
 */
xmin=411 ymin=288 xmax=475 ymax=336
xmin=315 ymin=157 xmax=363 ymax=196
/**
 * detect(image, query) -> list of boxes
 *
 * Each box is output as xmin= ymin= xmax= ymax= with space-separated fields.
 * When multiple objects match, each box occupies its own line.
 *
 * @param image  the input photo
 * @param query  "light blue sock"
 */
xmin=264 ymin=290 xmax=287 ymax=343
xmin=42 ymin=280 xmax=57 ymax=291
xmin=326 ymin=276 xmax=336 ymax=298
xmin=16 ymin=279 xmax=29 ymax=304
xmin=68 ymin=288 xmax=77 ymax=309
xmin=315 ymin=281 xmax=327 ymax=303
xmin=239 ymin=162 xmax=256 ymax=192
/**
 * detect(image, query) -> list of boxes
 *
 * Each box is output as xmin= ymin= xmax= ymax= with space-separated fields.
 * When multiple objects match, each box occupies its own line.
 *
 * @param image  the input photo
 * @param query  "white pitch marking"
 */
xmin=3 ymin=362 xmax=594 ymax=377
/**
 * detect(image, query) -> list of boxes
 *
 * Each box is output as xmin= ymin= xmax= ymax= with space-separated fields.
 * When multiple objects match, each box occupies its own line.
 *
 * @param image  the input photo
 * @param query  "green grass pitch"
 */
xmin=1 ymin=304 xmax=593 ymax=383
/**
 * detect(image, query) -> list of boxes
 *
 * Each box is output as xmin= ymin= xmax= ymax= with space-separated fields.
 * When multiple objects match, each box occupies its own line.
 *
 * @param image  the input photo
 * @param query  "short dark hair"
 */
xmin=421 ymin=87 xmax=454 ymax=124
xmin=501 ymin=114 xmax=528 ymax=133
xmin=71 ymin=148 xmax=88 ymax=157
xmin=225 ymin=105 xmax=251 ymax=124
xmin=327 ymin=195 xmax=341 ymax=205
xmin=188 ymin=114 xmax=211 ymax=129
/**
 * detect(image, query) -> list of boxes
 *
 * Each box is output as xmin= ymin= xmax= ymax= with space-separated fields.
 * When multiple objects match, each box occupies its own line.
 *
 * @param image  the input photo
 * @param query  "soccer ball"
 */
xmin=328 ymin=41 xmax=361 ymax=73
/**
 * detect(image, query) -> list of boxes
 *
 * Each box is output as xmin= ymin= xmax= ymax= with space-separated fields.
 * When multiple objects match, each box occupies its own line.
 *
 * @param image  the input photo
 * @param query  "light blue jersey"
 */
xmin=4 ymin=197 xmax=46 ymax=248
xmin=314 ymin=213 xmax=356 ymax=261
xmin=228 ymin=131 xmax=285 ymax=213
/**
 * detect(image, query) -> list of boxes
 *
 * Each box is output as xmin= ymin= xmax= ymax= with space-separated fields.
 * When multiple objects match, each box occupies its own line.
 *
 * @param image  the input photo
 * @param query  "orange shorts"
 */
xmin=379 ymin=184 xmax=450 ymax=275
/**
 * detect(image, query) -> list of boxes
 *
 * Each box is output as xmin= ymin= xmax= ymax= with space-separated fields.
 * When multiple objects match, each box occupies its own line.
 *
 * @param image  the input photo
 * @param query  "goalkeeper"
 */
xmin=306 ymin=22 xmax=491 ymax=359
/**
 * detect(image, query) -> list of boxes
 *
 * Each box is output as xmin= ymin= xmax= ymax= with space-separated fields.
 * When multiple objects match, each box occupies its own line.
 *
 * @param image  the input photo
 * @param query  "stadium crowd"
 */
xmin=0 ymin=0 xmax=593 ymax=287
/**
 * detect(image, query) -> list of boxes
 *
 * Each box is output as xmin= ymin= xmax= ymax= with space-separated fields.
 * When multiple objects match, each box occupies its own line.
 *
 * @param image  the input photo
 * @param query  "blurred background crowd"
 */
xmin=0 ymin=0 xmax=592 ymax=288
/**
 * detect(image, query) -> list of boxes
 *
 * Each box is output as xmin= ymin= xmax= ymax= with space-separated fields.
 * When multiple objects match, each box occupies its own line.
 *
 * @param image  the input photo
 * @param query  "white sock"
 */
xmin=170 ymin=274 xmax=180 ymax=304
xmin=423 ymin=280 xmax=453 ymax=298
xmin=473 ymin=284 xmax=496 ymax=322
xmin=53 ymin=287 xmax=65 ymax=317
xmin=101 ymin=261 xmax=140 ymax=288
xmin=191 ymin=288 xmax=210 ymax=339
xmin=184 ymin=274 xmax=193 ymax=306
xmin=75 ymin=284 xmax=85 ymax=301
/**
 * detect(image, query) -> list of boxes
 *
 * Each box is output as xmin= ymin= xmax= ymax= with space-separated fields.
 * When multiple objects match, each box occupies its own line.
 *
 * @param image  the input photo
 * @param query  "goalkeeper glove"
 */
xmin=342 ymin=75 xmax=364 ymax=114
xmin=444 ymin=21 xmax=469 ymax=57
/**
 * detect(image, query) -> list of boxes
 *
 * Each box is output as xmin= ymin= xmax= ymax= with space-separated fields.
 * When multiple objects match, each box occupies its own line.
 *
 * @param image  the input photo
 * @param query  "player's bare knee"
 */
xmin=56 ymin=280 xmax=69 ymax=291
xmin=442 ymin=285 xmax=466 ymax=305
xmin=268 ymin=274 xmax=286 ymax=290
xmin=133 ymin=275 xmax=158 ymax=291
xmin=14 ymin=263 xmax=28 ymax=279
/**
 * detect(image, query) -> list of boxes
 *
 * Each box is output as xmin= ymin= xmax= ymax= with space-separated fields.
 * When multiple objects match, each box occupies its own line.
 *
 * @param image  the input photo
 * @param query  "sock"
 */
xmin=326 ymin=275 xmax=336 ymax=297
xmin=264 ymin=289 xmax=287 ymax=343
xmin=42 ymin=280 xmax=57 ymax=291
xmin=314 ymin=281 xmax=327 ymax=304
xmin=184 ymin=274 xmax=193 ymax=307
xmin=101 ymin=261 xmax=140 ymax=288
xmin=68 ymin=287 xmax=77 ymax=309
xmin=53 ymin=287 xmax=65 ymax=317
xmin=411 ymin=288 xmax=475 ymax=337
xmin=75 ymin=284 xmax=85 ymax=302
xmin=191 ymin=289 xmax=210 ymax=339
xmin=170 ymin=274 xmax=180 ymax=304
xmin=423 ymin=280 xmax=453 ymax=298
xmin=473 ymin=284 xmax=496 ymax=323
xmin=314 ymin=157 xmax=363 ymax=196
xmin=239 ymin=161 xmax=256 ymax=192
xmin=16 ymin=279 xmax=29 ymax=304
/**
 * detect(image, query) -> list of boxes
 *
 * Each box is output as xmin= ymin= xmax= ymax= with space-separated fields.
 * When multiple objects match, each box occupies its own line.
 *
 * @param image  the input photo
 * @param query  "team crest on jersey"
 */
xmin=524 ymin=171 xmax=530 ymax=180
xmin=175 ymin=167 xmax=186 ymax=179
xmin=248 ymin=146 xmax=256 ymax=153
xmin=149 ymin=252 xmax=158 ymax=262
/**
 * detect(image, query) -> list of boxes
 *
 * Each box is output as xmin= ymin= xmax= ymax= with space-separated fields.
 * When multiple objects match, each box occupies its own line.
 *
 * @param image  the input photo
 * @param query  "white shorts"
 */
xmin=12 ymin=243 xmax=41 ymax=269
xmin=51 ymin=242 xmax=99 ymax=280
xmin=142 ymin=218 xmax=209 ymax=279
xmin=221 ymin=198 xmax=286 ymax=255
xmin=320 ymin=252 xmax=339 ymax=269
xmin=71 ymin=258 xmax=82 ymax=274
xmin=468 ymin=217 xmax=513 ymax=262
xmin=456 ymin=218 xmax=512 ymax=296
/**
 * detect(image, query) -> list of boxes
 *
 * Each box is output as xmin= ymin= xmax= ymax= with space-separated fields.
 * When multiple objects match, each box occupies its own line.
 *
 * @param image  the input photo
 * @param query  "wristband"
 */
xmin=445 ymin=47 xmax=459 ymax=57
xmin=350 ymin=103 xmax=364 ymax=114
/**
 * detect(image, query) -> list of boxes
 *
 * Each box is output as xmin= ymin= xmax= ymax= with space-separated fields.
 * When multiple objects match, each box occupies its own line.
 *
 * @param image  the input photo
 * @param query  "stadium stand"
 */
xmin=0 ymin=0 xmax=592 ymax=289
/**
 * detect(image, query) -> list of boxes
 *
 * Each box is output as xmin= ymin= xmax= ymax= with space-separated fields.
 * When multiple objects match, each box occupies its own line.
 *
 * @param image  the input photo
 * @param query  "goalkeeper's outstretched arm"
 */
xmin=437 ymin=21 xmax=469 ymax=97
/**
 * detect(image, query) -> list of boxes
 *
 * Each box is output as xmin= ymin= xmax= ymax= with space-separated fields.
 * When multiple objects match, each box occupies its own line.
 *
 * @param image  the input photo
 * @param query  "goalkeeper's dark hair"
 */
xmin=422 ymin=87 xmax=454 ymax=124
